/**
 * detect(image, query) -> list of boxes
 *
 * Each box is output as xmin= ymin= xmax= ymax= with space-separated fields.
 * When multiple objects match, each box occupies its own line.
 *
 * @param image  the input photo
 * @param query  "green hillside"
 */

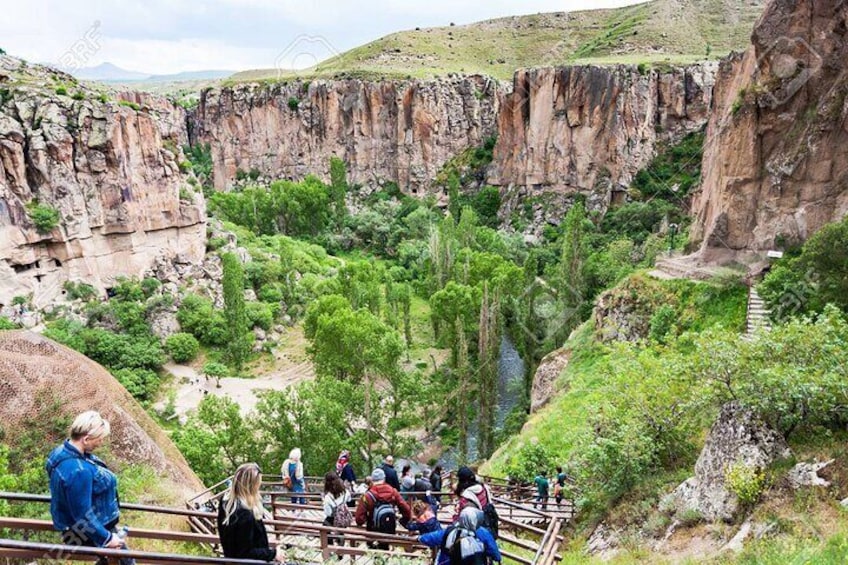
xmin=231 ymin=0 xmax=766 ymax=83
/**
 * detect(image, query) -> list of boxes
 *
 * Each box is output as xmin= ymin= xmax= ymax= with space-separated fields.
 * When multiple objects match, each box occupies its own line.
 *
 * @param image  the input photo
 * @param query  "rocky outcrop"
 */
xmin=0 ymin=330 xmax=203 ymax=494
xmin=530 ymin=346 xmax=570 ymax=413
xmin=491 ymin=64 xmax=715 ymax=225
xmin=666 ymin=401 xmax=790 ymax=522
xmin=191 ymin=76 xmax=502 ymax=194
xmin=0 ymin=56 xmax=206 ymax=307
xmin=593 ymin=274 xmax=675 ymax=343
xmin=192 ymin=64 xmax=715 ymax=227
xmin=691 ymin=0 xmax=848 ymax=263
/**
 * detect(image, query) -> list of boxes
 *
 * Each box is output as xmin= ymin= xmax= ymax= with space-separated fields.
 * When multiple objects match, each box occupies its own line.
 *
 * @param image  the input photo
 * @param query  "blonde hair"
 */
xmin=69 ymin=411 xmax=110 ymax=441
xmin=288 ymin=448 xmax=301 ymax=461
xmin=223 ymin=463 xmax=264 ymax=524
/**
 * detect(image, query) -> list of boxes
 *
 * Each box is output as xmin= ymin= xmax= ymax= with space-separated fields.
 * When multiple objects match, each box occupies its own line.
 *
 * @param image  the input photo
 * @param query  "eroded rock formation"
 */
xmin=666 ymin=401 xmax=790 ymax=522
xmin=691 ymin=0 xmax=848 ymax=263
xmin=0 ymin=330 xmax=203 ymax=494
xmin=491 ymin=64 xmax=715 ymax=223
xmin=0 ymin=56 xmax=206 ymax=308
xmin=191 ymin=76 xmax=502 ymax=194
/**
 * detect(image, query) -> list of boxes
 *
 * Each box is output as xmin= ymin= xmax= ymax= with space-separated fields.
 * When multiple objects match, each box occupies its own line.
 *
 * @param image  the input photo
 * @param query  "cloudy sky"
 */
xmin=2 ymin=0 xmax=643 ymax=75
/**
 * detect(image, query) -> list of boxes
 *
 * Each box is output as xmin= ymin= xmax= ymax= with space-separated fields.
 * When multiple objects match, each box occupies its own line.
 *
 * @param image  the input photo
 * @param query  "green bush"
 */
xmin=112 ymin=368 xmax=159 ymax=401
xmin=0 ymin=317 xmax=18 ymax=330
xmin=287 ymin=97 xmax=300 ymax=111
xmin=63 ymin=281 xmax=97 ymax=301
xmin=177 ymin=294 xmax=228 ymax=346
xmin=504 ymin=443 xmax=557 ymax=483
xmin=26 ymin=202 xmax=61 ymax=234
xmin=72 ymin=91 xmax=85 ymax=101
xmin=165 ymin=333 xmax=200 ymax=363
xmin=257 ymin=283 xmax=284 ymax=303
xmin=119 ymin=100 xmax=141 ymax=111
xmin=55 ymin=86 xmax=67 ymax=96
xmin=649 ymin=304 xmax=677 ymax=344
xmin=245 ymin=302 xmax=274 ymax=331
xmin=725 ymin=461 xmax=766 ymax=506
xmin=202 ymin=361 xmax=229 ymax=379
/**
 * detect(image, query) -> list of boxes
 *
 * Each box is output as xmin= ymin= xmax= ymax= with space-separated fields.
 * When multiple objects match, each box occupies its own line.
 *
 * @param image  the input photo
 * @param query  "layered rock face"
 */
xmin=191 ymin=76 xmax=502 ymax=194
xmin=0 ymin=57 xmax=206 ymax=309
xmin=691 ymin=0 xmax=848 ymax=262
xmin=490 ymin=64 xmax=715 ymax=217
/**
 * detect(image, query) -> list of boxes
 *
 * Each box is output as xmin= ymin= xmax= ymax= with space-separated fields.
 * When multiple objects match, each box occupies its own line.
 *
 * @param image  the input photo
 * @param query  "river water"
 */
xmin=438 ymin=335 xmax=525 ymax=468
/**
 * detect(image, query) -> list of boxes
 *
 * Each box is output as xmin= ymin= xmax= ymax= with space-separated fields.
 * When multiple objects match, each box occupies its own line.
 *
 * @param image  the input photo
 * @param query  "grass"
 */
xmin=228 ymin=0 xmax=765 ymax=84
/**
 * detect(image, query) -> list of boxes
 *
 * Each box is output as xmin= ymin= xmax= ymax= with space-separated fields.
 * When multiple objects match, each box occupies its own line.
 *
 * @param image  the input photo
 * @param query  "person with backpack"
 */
xmin=419 ymin=507 xmax=501 ymax=565
xmin=322 ymin=472 xmax=352 ymax=548
xmin=335 ymin=450 xmax=357 ymax=486
xmin=354 ymin=468 xmax=411 ymax=550
xmin=45 ymin=411 xmax=136 ymax=565
xmin=453 ymin=467 xmax=499 ymax=540
xmin=281 ymin=448 xmax=306 ymax=505
xmin=554 ymin=466 xmax=570 ymax=507
xmin=217 ymin=463 xmax=287 ymax=563
xmin=407 ymin=500 xmax=441 ymax=535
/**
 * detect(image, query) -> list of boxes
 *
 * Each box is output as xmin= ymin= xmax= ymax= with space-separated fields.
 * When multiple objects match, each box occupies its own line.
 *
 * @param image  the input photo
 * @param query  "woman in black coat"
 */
xmin=217 ymin=463 xmax=286 ymax=562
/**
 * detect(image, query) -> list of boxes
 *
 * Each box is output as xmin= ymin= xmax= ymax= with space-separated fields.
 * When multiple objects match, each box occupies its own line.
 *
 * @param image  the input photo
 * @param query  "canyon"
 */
xmin=1 ymin=0 xmax=846 ymax=304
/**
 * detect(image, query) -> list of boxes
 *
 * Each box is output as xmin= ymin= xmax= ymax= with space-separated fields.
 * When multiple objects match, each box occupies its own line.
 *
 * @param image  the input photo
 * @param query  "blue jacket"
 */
xmin=420 ymin=525 xmax=502 ymax=564
xmin=45 ymin=440 xmax=120 ymax=547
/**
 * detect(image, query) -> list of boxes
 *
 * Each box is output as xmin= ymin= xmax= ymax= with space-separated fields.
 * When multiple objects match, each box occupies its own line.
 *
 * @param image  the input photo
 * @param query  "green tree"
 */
xmin=165 ymin=333 xmax=200 ymax=363
xmin=556 ymin=201 xmax=588 ymax=346
xmin=477 ymin=282 xmax=501 ymax=459
xmin=221 ymin=253 xmax=251 ymax=374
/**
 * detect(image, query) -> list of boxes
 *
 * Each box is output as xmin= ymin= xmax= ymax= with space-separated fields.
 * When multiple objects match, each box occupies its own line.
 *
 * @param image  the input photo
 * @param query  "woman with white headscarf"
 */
xmin=418 ymin=507 xmax=502 ymax=564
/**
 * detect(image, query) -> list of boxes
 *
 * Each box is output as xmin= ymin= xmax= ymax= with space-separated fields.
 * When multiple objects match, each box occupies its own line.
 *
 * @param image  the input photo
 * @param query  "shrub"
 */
xmin=119 ymin=100 xmax=141 ymax=111
xmin=504 ymin=442 xmax=557 ymax=483
xmin=165 ymin=333 xmax=200 ymax=363
xmin=725 ymin=461 xmax=766 ymax=507
xmin=72 ymin=91 xmax=85 ymax=101
xmin=26 ymin=202 xmax=61 ymax=234
xmin=55 ymin=86 xmax=67 ymax=96
xmin=63 ymin=281 xmax=97 ymax=301
xmin=177 ymin=294 xmax=228 ymax=346
xmin=207 ymin=236 xmax=227 ymax=251
xmin=202 ymin=361 xmax=229 ymax=379
xmin=245 ymin=301 xmax=274 ymax=331
xmin=112 ymin=368 xmax=159 ymax=401
xmin=287 ymin=97 xmax=300 ymax=111
xmin=257 ymin=283 xmax=284 ymax=304
xmin=0 ymin=317 xmax=17 ymax=330
xmin=649 ymin=304 xmax=677 ymax=344
xmin=140 ymin=277 xmax=161 ymax=298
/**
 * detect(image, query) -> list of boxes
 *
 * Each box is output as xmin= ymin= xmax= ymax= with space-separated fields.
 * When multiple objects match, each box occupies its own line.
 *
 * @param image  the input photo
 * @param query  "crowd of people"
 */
xmin=45 ymin=411 xmax=567 ymax=564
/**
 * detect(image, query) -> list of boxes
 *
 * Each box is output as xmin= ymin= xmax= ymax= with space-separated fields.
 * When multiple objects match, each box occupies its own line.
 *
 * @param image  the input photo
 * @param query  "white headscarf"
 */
xmin=446 ymin=508 xmax=485 ymax=559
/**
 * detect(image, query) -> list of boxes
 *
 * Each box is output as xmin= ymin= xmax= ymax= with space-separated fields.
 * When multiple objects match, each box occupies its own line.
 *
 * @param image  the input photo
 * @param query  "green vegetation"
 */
xmin=221 ymin=252 xmax=252 ymax=374
xmin=228 ymin=0 xmax=765 ymax=82
xmin=26 ymin=201 xmax=60 ymax=234
xmin=287 ymin=96 xmax=300 ymax=111
xmin=63 ymin=280 xmax=97 ymax=301
xmin=758 ymin=215 xmax=848 ymax=322
xmin=164 ymin=333 xmax=200 ymax=363
xmin=119 ymin=100 xmax=141 ymax=111
xmin=182 ymin=142 xmax=214 ymax=194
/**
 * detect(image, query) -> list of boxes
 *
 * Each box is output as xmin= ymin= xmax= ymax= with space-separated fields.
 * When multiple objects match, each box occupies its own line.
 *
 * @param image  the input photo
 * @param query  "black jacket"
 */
xmin=381 ymin=463 xmax=400 ymax=490
xmin=217 ymin=501 xmax=275 ymax=561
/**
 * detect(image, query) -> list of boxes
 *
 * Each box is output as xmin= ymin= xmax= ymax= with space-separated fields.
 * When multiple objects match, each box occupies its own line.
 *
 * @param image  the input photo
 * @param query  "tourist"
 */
xmin=45 ymin=410 xmax=136 ymax=565
xmin=430 ymin=465 xmax=444 ymax=504
xmin=453 ymin=466 xmax=492 ymax=521
xmin=335 ymin=449 xmax=357 ymax=492
xmin=379 ymin=454 xmax=400 ymax=490
xmin=554 ymin=466 xmax=570 ymax=507
xmin=355 ymin=468 xmax=411 ymax=550
xmin=419 ymin=507 xmax=501 ymax=565
xmin=217 ymin=463 xmax=286 ymax=562
xmin=322 ymin=472 xmax=352 ymax=547
xmin=281 ymin=448 xmax=306 ymax=505
xmin=534 ymin=471 xmax=549 ymax=511
xmin=407 ymin=500 xmax=441 ymax=535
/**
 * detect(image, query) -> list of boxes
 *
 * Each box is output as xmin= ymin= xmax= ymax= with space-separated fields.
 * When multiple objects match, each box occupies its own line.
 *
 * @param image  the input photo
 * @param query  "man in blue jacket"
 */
xmin=45 ymin=411 xmax=134 ymax=565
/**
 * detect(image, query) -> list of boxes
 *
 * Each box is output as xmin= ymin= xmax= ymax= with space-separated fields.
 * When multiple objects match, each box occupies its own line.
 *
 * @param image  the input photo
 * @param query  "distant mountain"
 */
xmin=65 ymin=62 xmax=149 ymax=81
xmin=59 ymin=62 xmax=234 ymax=83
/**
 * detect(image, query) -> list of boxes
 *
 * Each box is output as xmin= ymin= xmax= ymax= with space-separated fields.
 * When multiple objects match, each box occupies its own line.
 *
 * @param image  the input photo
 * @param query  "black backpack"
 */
xmin=442 ymin=527 xmax=486 ymax=565
xmin=366 ymin=492 xmax=396 ymax=534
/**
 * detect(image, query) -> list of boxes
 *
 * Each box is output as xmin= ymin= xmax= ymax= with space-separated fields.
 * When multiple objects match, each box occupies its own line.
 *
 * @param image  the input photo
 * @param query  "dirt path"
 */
xmin=154 ymin=326 xmax=315 ymax=422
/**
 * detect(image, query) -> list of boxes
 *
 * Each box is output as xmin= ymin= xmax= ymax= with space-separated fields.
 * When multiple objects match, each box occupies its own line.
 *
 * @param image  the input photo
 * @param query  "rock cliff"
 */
xmin=190 ymin=76 xmax=502 ymax=194
xmin=192 ymin=64 xmax=715 ymax=220
xmin=691 ymin=0 xmax=848 ymax=262
xmin=490 ymin=64 xmax=715 ymax=222
xmin=0 ymin=56 xmax=206 ymax=309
